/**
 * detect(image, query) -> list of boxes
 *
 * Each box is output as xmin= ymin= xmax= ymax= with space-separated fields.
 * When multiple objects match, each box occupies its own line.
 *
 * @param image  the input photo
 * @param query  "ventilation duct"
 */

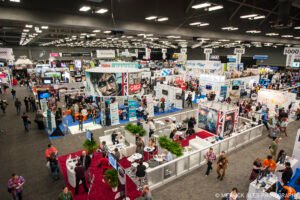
xmin=277 ymin=0 xmax=292 ymax=25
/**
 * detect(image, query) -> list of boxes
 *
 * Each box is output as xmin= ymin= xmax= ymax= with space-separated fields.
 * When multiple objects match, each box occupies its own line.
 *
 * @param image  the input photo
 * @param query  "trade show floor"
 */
xmin=58 ymin=151 xmax=141 ymax=200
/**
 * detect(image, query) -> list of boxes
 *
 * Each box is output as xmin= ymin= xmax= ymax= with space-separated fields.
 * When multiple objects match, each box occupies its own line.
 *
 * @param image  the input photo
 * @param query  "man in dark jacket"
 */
xmin=278 ymin=162 xmax=293 ymax=185
xmin=74 ymin=161 xmax=88 ymax=194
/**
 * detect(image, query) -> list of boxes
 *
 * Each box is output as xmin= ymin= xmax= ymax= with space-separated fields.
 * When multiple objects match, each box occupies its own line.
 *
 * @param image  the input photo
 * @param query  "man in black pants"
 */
xmin=186 ymin=92 xmax=193 ymax=108
xmin=75 ymin=161 xmax=88 ymax=194
xmin=204 ymin=147 xmax=216 ymax=176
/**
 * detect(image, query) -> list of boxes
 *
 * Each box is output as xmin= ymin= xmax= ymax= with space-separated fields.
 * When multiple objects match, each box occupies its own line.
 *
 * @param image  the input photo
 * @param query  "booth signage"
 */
xmin=49 ymin=53 xmax=60 ymax=57
xmin=0 ymin=48 xmax=14 ymax=60
xmin=129 ymin=84 xmax=141 ymax=93
xmin=110 ymin=102 xmax=120 ymax=126
xmin=204 ymin=48 xmax=213 ymax=54
xmin=181 ymin=48 xmax=187 ymax=54
xmin=186 ymin=60 xmax=221 ymax=69
xmin=284 ymin=48 xmax=300 ymax=56
xmin=61 ymin=52 xmax=91 ymax=57
xmin=210 ymin=55 xmax=220 ymax=60
xmin=96 ymin=50 xmax=116 ymax=58
xmin=162 ymin=49 xmax=167 ymax=53
xmin=128 ymin=100 xmax=137 ymax=121
xmin=234 ymin=48 xmax=245 ymax=54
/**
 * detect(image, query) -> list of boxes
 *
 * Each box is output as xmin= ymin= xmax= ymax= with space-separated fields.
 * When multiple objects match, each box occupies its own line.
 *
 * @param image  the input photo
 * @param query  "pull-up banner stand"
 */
xmin=162 ymin=49 xmax=167 ymax=60
xmin=234 ymin=48 xmax=245 ymax=65
xmin=204 ymin=48 xmax=212 ymax=61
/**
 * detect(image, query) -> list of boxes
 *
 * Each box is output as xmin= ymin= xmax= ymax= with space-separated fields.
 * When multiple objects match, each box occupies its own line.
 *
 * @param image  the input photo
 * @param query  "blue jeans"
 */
xmin=23 ymin=122 xmax=29 ymax=131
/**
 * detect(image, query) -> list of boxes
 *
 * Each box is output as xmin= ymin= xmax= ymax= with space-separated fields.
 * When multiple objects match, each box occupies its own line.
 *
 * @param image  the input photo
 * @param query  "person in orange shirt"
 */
xmin=45 ymin=144 xmax=58 ymax=161
xmin=262 ymin=155 xmax=277 ymax=172
xmin=281 ymin=186 xmax=296 ymax=200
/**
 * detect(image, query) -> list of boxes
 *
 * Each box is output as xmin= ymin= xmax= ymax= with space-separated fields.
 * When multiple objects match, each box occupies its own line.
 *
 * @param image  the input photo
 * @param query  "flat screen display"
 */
xmin=39 ymin=92 xmax=50 ymax=99
xmin=162 ymin=89 xmax=168 ymax=95
xmin=108 ymin=153 xmax=118 ymax=170
xmin=206 ymin=85 xmax=212 ymax=90
xmin=44 ymin=79 xmax=52 ymax=84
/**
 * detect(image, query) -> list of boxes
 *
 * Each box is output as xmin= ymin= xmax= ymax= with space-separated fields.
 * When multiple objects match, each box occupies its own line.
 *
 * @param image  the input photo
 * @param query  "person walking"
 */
xmin=21 ymin=112 xmax=30 ymax=132
xmin=7 ymin=173 xmax=25 ymax=200
xmin=15 ymin=98 xmax=22 ymax=115
xmin=74 ymin=161 xmax=88 ymax=195
xmin=141 ymin=185 xmax=152 ymax=200
xmin=216 ymin=151 xmax=228 ymax=181
xmin=23 ymin=97 xmax=29 ymax=113
xmin=277 ymin=162 xmax=293 ymax=185
xmin=30 ymin=97 xmax=37 ymax=112
xmin=186 ymin=92 xmax=193 ymax=108
xmin=80 ymin=150 xmax=91 ymax=182
xmin=48 ymin=152 xmax=59 ymax=180
xmin=262 ymin=109 xmax=270 ymax=131
xmin=58 ymin=186 xmax=73 ymax=200
xmin=204 ymin=147 xmax=216 ymax=176
xmin=78 ymin=113 xmax=83 ymax=131
xmin=45 ymin=144 xmax=58 ymax=161
xmin=269 ymin=138 xmax=280 ymax=159
xmin=11 ymin=88 xmax=16 ymax=100
xmin=0 ymin=99 xmax=8 ymax=114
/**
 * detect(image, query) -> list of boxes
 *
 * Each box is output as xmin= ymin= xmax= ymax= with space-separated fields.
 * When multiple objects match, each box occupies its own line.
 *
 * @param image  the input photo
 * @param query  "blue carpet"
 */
xmin=287 ymin=168 xmax=300 ymax=192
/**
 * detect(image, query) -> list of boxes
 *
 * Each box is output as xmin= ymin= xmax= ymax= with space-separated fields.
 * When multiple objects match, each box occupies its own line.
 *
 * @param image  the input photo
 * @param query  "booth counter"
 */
xmin=146 ymin=123 xmax=264 ymax=190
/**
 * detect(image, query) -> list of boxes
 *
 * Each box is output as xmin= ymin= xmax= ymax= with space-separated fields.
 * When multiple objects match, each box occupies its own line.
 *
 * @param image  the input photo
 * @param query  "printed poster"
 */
xmin=128 ymin=100 xmax=137 ymax=121
xmin=110 ymin=102 xmax=120 ymax=126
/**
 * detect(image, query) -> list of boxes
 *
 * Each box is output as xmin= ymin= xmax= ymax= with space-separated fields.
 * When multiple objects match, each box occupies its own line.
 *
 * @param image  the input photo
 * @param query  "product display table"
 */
xmin=144 ymin=146 xmax=155 ymax=160
xmin=66 ymin=156 xmax=80 ymax=188
xmin=248 ymin=174 xmax=279 ymax=200
xmin=128 ymin=153 xmax=143 ymax=162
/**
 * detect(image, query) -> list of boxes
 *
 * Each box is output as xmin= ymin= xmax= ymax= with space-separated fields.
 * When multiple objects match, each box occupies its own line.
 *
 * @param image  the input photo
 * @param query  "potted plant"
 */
xmin=125 ymin=123 xmax=146 ymax=137
xmin=158 ymin=136 xmax=183 ymax=157
xmin=104 ymin=169 xmax=119 ymax=192
xmin=83 ymin=139 xmax=98 ymax=156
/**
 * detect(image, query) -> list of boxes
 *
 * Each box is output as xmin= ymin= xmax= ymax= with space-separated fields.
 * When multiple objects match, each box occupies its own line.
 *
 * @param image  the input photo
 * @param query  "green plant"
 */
xmin=104 ymin=169 xmax=119 ymax=188
xmin=125 ymin=123 xmax=146 ymax=137
xmin=82 ymin=139 xmax=98 ymax=154
xmin=158 ymin=136 xmax=183 ymax=157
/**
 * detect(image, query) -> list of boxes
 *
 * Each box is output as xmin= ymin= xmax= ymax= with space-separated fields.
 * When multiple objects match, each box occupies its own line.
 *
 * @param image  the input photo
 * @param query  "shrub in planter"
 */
xmin=158 ymin=136 xmax=183 ymax=157
xmin=104 ymin=169 xmax=119 ymax=191
xmin=125 ymin=123 xmax=146 ymax=137
xmin=83 ymin=139 xmax=98 ymax=155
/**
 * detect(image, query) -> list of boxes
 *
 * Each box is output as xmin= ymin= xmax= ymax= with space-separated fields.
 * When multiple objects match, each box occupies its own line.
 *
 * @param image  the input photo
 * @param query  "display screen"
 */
xmin=232 ymin=80 xmax=241 ymax=86
xmin=108 ymin=153 xmax=118 ymax=170
xmin=176 ymin=94 xmax=182 ymax=100
xmin=43 ymin=79 xmax=52 ymax=84
xmin=206 ymin=85 xmax=212 ymax=90
xmin=198 ymin=108 xmax=218 ymax=134
xmin=39 ymin=92 xmax=50 ymax=99
xmin=232 ymin=85 xmax=239 ymax=90
xmin=162 ymin=89 xmax=168 ymax=95
xmin=291 ymin=62 xmax=300 ymax=68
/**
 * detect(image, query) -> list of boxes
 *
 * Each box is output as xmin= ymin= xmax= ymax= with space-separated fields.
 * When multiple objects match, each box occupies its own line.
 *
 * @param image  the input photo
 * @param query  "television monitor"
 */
xmin=162 ymin=89 xmax=168 ymax=95
xmin=108 ymin=153 xmax=118 ymax=170
xmin=291 ymin=62 xmax=300 ymax=68
xmin=232 ymin=85 xmax=239 ymax=90
xmin=75 ymin=76 xmax=82 ymax=82
xmin=43 ymin=79 xmax=52 ymax=84
xmin=175 ymin=93 xmax=182 ymax=100
xmin=39 ymin=91 xmax=50 ymax=99
xmin=206 ymin=85 xmax=212 ymax=90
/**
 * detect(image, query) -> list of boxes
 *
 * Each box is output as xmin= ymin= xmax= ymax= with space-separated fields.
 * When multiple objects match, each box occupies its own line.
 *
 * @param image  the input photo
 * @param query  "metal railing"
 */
xmin=146 ymin=123 xmax=264 ymax=190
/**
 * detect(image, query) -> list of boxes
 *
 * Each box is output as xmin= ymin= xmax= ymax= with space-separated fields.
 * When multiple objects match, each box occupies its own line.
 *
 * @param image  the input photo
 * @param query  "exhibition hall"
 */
xmin=1 ymin=0 xmax=300 ymax=200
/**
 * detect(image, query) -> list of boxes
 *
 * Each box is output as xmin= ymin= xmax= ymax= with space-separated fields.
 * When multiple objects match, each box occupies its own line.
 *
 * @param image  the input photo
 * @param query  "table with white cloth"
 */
xmin=127 ymin=153 xmax=143 ymax=162
xmin=66 ymin=156 xmax=80 ymax=188
xmin=248 ymin=174 xmax=279 ymax=200
xmin=144 ymin=146 xmax=155 ymax=160
xmin=108 ymin=143 xmax=126 ymax=157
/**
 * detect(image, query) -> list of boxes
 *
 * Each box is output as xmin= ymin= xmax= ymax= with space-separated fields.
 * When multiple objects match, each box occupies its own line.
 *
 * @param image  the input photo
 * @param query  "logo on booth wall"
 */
xmin=129 ymin=84 xmax=141 ymax=93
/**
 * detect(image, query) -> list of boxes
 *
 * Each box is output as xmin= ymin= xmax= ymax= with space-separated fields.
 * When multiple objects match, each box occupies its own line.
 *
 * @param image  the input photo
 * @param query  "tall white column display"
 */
xmin=204 ymin=48 xmax=212 ymax=61
xmin=145 ymin=48 xmax=151 ymax=60
xmin=234 ymin=48 xmax=245 ymax=69
xmin=162 ymin=49 xmax=167 ymax=60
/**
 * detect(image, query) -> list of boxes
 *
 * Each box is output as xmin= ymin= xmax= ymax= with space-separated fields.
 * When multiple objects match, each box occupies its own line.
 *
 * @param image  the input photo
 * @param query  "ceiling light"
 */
xmin=281 ymin=35 xmax=293 ymax=38
xmin=10 ymin=0 xmax=20 ymax=2
xmin=197 ymin=38 xmax=210 ymax=41
xmin=157 ymin=17 xmax=168 ymax=22
xmin=93 ymin=30 xmax=101 ymax=33
xmin=189 ymin=22 xmax=201 ymax=26
xmin=294 ymin=37 xmax=300 ymax=39
xmin=253 ymin=15 xmax=265 ymax=20
xmin=294 ymin=26 xmax=300 ymax=30
xmin=219 ymin=39 xmax=230 ymax=42
xmin=79 ymin=6 xmax=91 ymax=12
xmin=90 ymin=33 xmax=96 ymax=37
xmin=221 ymin=26 xmax=238 ymax=31
xmin=200 ymin=23 xmax=209 ymax=26
xmin=81 ymin=33 xmax=87 ymax=35
xmin=36 ymin=30 xmax=42 ymax=33
xmin=104 ymin=31 xmax=111 ymax=34
xmin=192 ymin=3 xmax=211 ymax=9
xmin=266 ymin=33 xmax=279 ymax=36
xmin=246 ymin=30 xmax=261 ymax=34
xmin=72 ymin=35 xmax=77 ymax=38
xmin=240 ymin=14 xmax=258 ymax=19
xmin=23 ymin=29 xmax=30 ymax=32
xmin=145 ymin=16 xmax=157 ymax=20
xmin=208 ymin=5 xmax=223 ymax=11
xmin=41 ymin=26 xmax=48 ymax=29
xmin=96 ymin=8 xmax=108 ymax=14
xmin=25 ymin=24 xmax=32 ymax=28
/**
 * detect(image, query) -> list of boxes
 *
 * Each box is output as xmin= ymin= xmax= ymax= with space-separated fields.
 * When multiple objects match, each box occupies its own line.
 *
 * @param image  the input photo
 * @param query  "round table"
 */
xmin=131 ymin=162 xmax=149 ymax=169
xmin=153 ymin=154 xmax=164 ymax=163
xmin=128 ymin=153 xmax=142 ymax=162
xmin=144 ymin=146 xmax=155 ymax=160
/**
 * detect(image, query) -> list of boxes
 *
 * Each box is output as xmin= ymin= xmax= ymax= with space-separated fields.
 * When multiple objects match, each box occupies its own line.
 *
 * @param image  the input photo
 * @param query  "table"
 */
xmin=153 ymin=154 xmax=165 ymax=163
xmin=248 ymin=174 xmax=279 ymax=200
xmin=66 ymin=156 xmax=80 ymax=188
xmin=144 ymin=146 xmax=155 ymax=160
xmin=108 ymin=143 xmax=126 ymax=152
xmin=128 ymin=153 xmax=142 ymax=162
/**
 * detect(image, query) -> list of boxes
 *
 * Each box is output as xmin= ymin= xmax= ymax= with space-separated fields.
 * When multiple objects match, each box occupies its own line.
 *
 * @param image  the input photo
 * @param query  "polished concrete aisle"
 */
xmin=152 ymin=121 xmax=300 ymax=200
xmin=0 ymin=86 xmax=65 ymax=200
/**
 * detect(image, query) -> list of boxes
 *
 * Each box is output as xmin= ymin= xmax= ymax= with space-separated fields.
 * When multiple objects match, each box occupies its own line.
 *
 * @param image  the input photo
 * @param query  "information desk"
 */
xmin=66 ymin=156 xmax=80 ymax=188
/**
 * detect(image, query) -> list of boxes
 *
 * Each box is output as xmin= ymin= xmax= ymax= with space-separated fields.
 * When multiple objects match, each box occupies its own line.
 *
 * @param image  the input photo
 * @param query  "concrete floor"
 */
xmin=0 ymin=86 xmax=299 ymax=200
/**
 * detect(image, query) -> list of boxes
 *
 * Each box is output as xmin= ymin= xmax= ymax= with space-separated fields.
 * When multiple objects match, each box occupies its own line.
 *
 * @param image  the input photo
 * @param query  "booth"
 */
xmin=154 ymin=83 xmax=183 ymax=109
xmin=198 ymin=102 xmax=239 ymax=137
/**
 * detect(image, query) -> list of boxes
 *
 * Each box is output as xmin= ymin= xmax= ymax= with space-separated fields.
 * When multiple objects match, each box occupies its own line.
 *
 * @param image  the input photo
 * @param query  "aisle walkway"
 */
xmin=152 ymin=121 xmax=300 ymax=200
xmin=0 ymin=86 xmax=65 ymax=200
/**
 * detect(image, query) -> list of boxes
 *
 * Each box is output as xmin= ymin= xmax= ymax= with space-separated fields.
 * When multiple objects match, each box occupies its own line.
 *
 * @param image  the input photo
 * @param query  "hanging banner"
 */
xmin=110 ymin=102 xmax=120 ymax=126
xmin=204 ymin=48 xmax=212 ymax=61
xmin=146 ymin=96 xmax=154 ymax=117
xmin=47 ymin=109 xmax=52 ymax=131
xmin=0 ymin=48 xmax=14 ymax=60
xmin=96 ymin=50 xmax=116 ymax=58
xmin=128 ymin=100 xmax=137 ymax=121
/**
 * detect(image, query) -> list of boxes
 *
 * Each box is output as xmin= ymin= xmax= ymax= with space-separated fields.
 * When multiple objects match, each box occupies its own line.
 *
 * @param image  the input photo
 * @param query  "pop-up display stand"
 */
xmin=155 ymin=83 xmax=183 ymax=109
xmin=198 ymin=101 xmax=239 ymax=137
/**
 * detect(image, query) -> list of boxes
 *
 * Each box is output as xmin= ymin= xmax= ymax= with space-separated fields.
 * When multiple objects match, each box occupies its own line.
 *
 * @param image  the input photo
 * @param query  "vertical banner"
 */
xmin=47 ymin=109 xmax=52 ymax=131
xmin=162 ymin=48 xmax=167 ymax=60
xmin=204 ymin=48 xmax=212 ymax=61
xmin=146 ymin=96 xmax=154 ymax=117
xmin=110 ymin=102 xmax=120 ymax=126
xmin=145 ymin=48 xmax=151 ymax=60
xmin=116 ymin=166 xmax=126 ymax=200
xmin=128 ymin=100 xmax=137 ymax=121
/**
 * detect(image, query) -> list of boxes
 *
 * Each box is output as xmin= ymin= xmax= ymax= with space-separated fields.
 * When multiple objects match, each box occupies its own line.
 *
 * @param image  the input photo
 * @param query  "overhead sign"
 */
xmin=210 ymin=55 xmax=220 ymax=60
xmin=162 ymin=49 xmax=167 ymax=53
xmin=204 ymin=48 xmax=213 ymax=54
xmin=96 ymin=50 xmax=116 ymax=58
xmin=227 ymin=55 xmax=237 ymax=62
xmin=181 ymin=48 xmax=187 ymax=54
xmin=0 ymin=48 xmax=14 ymax=60
xmin=284 ymin=48 xmax=300 ymax=56
xmin=234 ymin=48 xmax=245 ymax=54
xmin=61 ymin=52 xmax=91 ymax=57
xmin=253 ymin=55 xmax=268 ymax=60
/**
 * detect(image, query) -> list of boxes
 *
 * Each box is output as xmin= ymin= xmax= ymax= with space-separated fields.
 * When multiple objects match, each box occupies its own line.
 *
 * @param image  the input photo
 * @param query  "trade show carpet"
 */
xmin=287 ymin=168 xmax=300 ymax=192
xmin=58 ymin=151 xmax=141 ymax=200
xmin=180 ymin=131 xmax=214 ymax=147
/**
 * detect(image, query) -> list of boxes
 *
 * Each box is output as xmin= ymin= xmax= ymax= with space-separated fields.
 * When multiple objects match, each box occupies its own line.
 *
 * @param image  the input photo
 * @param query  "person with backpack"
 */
xmin=7 ymin=173 xmax=25 ymax=200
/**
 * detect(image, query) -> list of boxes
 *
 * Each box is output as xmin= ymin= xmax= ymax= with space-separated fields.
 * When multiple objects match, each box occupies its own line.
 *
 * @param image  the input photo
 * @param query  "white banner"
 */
xmin=110 ymin=102 xmax=120 ymax=126
xmin=284 ymin=47 xmax=300 ymax=56
xmin=96 ymin=50 xmax=116 ymax=58
xmin=186 ymin=60 xmax=222 ymax=69
xmin=234 ymin=48 xmax=245 ymax=54
xmin=0 ymin=48 xmax=14 ymax=60
xmin=146 ymin=96 xmax=155 ymax=117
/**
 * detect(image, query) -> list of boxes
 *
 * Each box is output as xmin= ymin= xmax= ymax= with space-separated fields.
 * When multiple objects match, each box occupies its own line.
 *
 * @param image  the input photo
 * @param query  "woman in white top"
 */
xmin=81 ymin=107 xmax=88 ymax=117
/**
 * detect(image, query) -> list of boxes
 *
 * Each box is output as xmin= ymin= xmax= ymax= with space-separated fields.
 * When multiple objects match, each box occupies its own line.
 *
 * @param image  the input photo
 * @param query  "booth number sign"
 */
xmin=204 ymin=48 xmax=213 ymax=54
xmin=234 ymin=48 xmax=245 ymax=54
xmin=284 ymin=48 xmax=300 ymax=56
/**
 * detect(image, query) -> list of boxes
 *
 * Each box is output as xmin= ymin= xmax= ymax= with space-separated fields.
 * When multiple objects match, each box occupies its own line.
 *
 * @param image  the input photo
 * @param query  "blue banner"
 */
xmin=128 ymin=100 xmax=137 ymax=121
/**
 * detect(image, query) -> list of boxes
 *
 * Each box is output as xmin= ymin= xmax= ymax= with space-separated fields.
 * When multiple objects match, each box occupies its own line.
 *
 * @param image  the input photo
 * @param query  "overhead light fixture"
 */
xmin=294 ymin=26 xmax=300 ymax=30
xmin=266 ymin=33 xmax=279 ymax=36
xmin=23 ymin=29 xmax=30 ymax=32
xmin=200 ymin=23 xmax=209 ymax=26
xmin=253 ymin=15 xmax=265 ymax=20
xmin=189 ymin=22 xmax=209 ymax=26
xmin=79 ymin=6 xmax=91 ymax=12
xmin=90 ymin=33 xmax=96 ymax=37
xmin=36 ymin=30 xmax=42 ymax=33
xmin=208 ymin=5 xmax=223 ymax=11
xmin=104 ymin=30 xmax=111 ymax=34
xmin=218 ymin=39 xmax=230 ymax=42
xmin=192 ymin=2 xmax=211 ymax=9
xmin=41 ymin=26 xmax=48 ymax=29
xmin=157 ymin=17 xmax=168 ymax=22
xmin=294 ymin=37 xmax=300 ymax=39
xmin=25 ymin=25 xmax=32 ymax=28
xmin=93 ymin=30 xmax=101 ymax=33
xmin=80 ymin=33 xmax=87 ymax=35
xmin=281 ymin=35 xmax=293 ymax=38
xmin=145 ymin=16 xmax=157 ymax=20
xmin=240 ymin=14 xmax=258 ymax=19
xmin=96 ymin=8 xmax=108 ymax=14
xmin=246 ymin=30 xmax=261 ymax=34
xmin=10 ymin=0 xmax=20 ymax=2
xmin=221 ymin=26 xmax=238 ymax=31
